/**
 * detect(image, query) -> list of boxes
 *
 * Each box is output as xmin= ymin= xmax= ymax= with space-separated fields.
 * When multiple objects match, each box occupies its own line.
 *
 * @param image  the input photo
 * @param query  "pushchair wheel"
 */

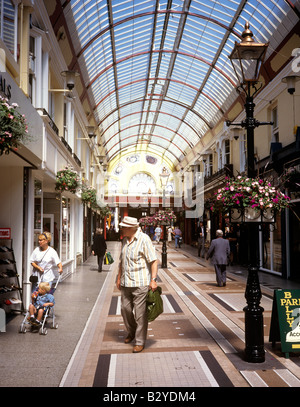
xmin=19 ymin=325 xmax=26 ymax=333
xmin=39 ymin=327 xmax=47 ymax=335
xmin=51 ymin=323 xmax=58 ymax=329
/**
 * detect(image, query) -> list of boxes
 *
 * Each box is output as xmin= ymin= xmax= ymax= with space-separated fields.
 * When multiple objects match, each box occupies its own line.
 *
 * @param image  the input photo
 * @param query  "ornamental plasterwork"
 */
xmin=128 ymin=173 xmax=156 ymax=194
xmin=126 ymin=154 xmax=139 ymax=164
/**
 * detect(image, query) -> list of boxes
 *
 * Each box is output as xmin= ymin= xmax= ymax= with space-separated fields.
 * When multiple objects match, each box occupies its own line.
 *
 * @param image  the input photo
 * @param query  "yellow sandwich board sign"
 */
xmin=269 ymin=289 xmax=300 ymax=358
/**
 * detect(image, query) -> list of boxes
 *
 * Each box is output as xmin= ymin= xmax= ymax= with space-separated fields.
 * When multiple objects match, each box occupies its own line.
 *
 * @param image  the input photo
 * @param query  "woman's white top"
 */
xmin=30 ymin=246 xmax=61 ymax=283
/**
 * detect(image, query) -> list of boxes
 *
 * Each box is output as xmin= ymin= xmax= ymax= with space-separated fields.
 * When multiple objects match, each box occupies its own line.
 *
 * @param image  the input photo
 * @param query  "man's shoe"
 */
xmin=124 ymin=335 xmax=134 ymax=344
xmin=133 ymin=345 xmax=144 ymax=353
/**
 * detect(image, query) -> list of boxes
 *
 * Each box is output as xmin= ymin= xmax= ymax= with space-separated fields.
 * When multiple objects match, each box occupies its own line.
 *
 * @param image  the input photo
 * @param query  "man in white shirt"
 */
xmin=117 ymin=216 xmax=157 ymax=353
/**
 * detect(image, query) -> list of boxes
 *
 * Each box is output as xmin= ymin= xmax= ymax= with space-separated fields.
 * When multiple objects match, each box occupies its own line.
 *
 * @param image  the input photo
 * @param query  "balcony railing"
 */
xmin=204 ymin=164 xmax=233 ymax=185
xmin=189 ymin=164 xmax=233 ymax=200
xmin=61 ymin=137 xmax=72 ymax=154
xmin=73 ymin=152 xmax=81 ymax=167
xmin=36 ymin=107 xmax=77 ymax=162
xmin=36 ymin=108 xmax=59 ymax=136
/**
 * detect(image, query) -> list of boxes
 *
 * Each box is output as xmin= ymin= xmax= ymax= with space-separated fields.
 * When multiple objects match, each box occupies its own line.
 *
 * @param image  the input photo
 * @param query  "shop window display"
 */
xmin=61 ymin=197 xmax=70 ymax=262
xmin=34 ymin=180 xmax=42 ymax=247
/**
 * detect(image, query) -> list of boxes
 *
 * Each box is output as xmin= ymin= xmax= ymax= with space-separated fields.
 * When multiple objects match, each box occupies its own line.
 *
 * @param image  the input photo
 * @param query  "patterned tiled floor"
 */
xmin=59 ymin=243 xmax=300 ymax=388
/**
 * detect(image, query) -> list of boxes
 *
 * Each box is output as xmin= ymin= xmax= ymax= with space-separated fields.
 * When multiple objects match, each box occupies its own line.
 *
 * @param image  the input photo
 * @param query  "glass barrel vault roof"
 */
xmin=64 ymin=0 xmax=299 ymax=166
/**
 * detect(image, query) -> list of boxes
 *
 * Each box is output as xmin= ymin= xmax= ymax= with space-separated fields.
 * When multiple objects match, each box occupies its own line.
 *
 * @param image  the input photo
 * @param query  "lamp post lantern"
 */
xmin=227 ymin=23 xmax=273 ymax=363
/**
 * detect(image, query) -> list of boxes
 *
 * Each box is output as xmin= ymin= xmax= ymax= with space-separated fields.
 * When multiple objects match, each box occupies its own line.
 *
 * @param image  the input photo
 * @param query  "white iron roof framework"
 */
xmin=63 ymin=0 xmax=300 ymax=165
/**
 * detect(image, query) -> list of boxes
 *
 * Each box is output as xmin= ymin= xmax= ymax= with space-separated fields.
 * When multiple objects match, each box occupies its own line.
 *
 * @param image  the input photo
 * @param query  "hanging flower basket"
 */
xmin=153 ymin=209 xmax=177 ymax=225
xmin=99 ymin=205 xmax=111 ymax=218
xmin=139 ymin=216 xmax=156 ymax=226
xmin=81 ymin=186 xmax=97 ymax=206
xmin=139 ymin=217 xmax=148 ymax=226
xmin=207 ymin=175 xmax=290 ymax=218
xmin=55 ymin=167 xmax=80 ymax=193
xmin=0 ymin=96 xmax=29 ymax=155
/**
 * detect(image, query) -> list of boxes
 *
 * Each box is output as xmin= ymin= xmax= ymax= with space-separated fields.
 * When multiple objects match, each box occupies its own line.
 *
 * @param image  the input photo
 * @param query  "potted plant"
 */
xmin=55 ymin=166 xmax=80 ymax=193
xmin=0 ymin=96 xmax=29 ymax=155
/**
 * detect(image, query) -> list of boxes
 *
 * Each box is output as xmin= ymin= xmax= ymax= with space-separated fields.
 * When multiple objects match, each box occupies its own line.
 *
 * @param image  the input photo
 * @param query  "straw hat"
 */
xmin=119 ymin=216 xmax=139 ymax=228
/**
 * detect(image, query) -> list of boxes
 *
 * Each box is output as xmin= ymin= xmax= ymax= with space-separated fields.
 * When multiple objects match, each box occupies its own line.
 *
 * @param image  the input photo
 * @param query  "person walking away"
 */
xmin=206 ymin=229 xmax=230 ymax=287
xmin=149 ymin=225 xmax=154 ymax=241
xmin=116 ymin=216 xmax=158 ymax=353
xmin=167 ymin=226 xmax=173 ymax=247
xmin=92 ymin=228 xmax=107 ymax=272
xmin=30 ymin=232 xmax=63 ymax=292
xmin=173 ymin=225 xmax=182 ymax=248
xmin=154 ymin=225 xmax=162 ymax=244
xmin=197 ymin=222 xmax=206 ymax=258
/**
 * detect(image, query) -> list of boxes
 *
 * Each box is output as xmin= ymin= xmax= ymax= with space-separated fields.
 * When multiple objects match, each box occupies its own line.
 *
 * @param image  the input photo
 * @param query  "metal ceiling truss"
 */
xmin=63 ymin=0 xmax=299 ymax=166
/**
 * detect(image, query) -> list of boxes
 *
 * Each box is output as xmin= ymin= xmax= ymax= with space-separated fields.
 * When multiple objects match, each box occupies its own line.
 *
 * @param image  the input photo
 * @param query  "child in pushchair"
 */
xmin=29 ymin=281 xmax=54 ymax=324
xmin=19 ymin=278 xmax=60 ymax=335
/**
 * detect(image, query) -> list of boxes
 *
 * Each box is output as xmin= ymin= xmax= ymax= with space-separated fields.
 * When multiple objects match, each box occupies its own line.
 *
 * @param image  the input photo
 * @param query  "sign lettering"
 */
xmin=269 ymin=289 xmax=300 ymax=358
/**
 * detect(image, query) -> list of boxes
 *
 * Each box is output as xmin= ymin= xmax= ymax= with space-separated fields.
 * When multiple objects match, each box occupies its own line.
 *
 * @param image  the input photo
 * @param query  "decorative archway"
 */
xmin=128 ymin=173 xmax=156 ymax=194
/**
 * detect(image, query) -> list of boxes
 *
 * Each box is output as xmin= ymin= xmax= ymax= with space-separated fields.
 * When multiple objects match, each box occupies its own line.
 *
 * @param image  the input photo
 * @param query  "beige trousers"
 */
xmin=121 ymin=286 xmax=149 ymax=346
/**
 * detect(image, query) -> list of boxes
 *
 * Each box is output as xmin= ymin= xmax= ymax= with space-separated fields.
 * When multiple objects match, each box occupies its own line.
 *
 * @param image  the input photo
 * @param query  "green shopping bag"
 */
xmin=146 ymin=286 xmax=163 ymax=322
xmin=104 ymin=251 xmax=114 ymax=265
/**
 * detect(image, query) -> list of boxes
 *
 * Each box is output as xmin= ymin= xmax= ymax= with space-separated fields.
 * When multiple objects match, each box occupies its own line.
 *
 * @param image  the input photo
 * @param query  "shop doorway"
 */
xmin=43 ymin=214 xmax=54 ymax=237
xmin=43 ymin=214 xmax=59 ymax=253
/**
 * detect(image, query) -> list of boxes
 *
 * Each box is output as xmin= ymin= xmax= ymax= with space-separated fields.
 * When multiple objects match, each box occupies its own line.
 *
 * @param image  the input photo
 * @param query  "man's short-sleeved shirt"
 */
xmin=120 ymin=228 xmax=157 ymax=287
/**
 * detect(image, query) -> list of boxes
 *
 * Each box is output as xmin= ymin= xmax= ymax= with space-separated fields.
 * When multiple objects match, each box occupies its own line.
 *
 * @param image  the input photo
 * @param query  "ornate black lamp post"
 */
xmin=160 ymin=168 xmax=170 ymax=268
xmin=227 ymin=23 xmax=273 ymax=363
xmin=147 ymin=188 xmax=152 ymax=216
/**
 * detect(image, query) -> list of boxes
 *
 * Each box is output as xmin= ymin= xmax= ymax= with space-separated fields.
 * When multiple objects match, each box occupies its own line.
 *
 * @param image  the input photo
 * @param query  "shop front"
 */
xmin=283 ymin=158 xmax=300 ymax=281
xmin=33 ymin=173 xmax=83 ymax=281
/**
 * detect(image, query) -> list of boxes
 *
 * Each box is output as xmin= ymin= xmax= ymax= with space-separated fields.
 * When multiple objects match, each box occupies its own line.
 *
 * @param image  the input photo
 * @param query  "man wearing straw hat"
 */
xmin=117 ymin=216 xmax=158 ymax=353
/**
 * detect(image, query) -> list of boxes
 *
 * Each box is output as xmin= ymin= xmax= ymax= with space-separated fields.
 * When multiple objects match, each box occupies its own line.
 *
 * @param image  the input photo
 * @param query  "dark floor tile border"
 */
xmin=209 ymin=293 xmax=236 ymax=312
xmin=108 ymin=296 xmax=118 ymax=315
xmin=93 ymin=354 xmax=111 ymax=387
xmin=183 ymin=273 xmax=194 ymax=281
xmin=92 ymin=350 xmax=234 ymax=387
xmin=199 ymin=350 xmax=234 ymax=387
xmin=166 ymin=293 xmax=183 ymax=313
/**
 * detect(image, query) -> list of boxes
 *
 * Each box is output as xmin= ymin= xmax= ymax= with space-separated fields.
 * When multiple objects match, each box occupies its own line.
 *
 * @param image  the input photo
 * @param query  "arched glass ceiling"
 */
xmin=64 ymin=0 xmax=299 ymax=166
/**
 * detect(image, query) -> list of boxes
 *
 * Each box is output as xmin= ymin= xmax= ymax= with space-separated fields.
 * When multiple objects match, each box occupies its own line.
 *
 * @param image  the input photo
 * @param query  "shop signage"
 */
xmin=0 ymin=228 xmax=11 ymax=239
xmin=269 ymin=289 xmax=300 ymax=358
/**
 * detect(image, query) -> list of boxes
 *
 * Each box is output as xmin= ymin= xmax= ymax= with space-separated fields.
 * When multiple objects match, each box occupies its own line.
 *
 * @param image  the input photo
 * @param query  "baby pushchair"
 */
xmin=19 ymin=276 xmax=60 ymax=335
